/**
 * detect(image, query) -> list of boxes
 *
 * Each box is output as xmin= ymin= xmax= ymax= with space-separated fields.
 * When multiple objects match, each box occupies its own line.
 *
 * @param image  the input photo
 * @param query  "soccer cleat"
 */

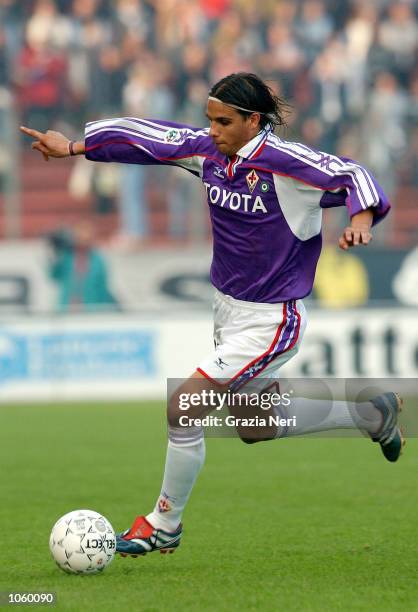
xmin=116 ymin=516 xmax=182 ymax=557
xmin=369 ymin=392 xmax=405 ymax=462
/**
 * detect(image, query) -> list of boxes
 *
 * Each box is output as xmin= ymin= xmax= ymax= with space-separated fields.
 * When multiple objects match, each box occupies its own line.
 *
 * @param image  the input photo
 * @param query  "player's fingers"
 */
xmin=352 ymin=229 xmax=361 ymax=246
xmin=363 ymin=229 xmax=373 ymax=244
xmin=360 ymin=230 xmax=372 ymax=245
xmin=32 ymin=142 xmax=50 ymax=156
xmin=20 ymin=125 xmax=45 ymax=140
xmin=339 ymin=236 xmax=348 ymax=250
xmin=344 ymin=227 xmax=354 ymax=242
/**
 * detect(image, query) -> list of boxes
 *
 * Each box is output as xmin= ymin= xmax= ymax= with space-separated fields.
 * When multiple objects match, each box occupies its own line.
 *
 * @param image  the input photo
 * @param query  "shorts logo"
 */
xmin=165 ymin=128 xmax=183 ymax=144
xmin=246 ymin=170 xmax=259 ymax=193
xmin=215 ymin=357 xmax=229 ymax=370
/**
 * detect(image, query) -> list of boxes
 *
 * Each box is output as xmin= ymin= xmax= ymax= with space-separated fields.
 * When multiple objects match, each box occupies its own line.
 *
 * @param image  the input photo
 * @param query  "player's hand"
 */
xmin=19 ymin=126 xmax=71 ymax=161
xmin=338 ymin=225 xmax=372 ymax=250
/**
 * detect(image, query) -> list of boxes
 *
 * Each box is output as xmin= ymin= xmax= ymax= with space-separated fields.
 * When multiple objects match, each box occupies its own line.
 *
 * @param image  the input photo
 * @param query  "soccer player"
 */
xmin=21 ymin=72 xmax=404 ymax=558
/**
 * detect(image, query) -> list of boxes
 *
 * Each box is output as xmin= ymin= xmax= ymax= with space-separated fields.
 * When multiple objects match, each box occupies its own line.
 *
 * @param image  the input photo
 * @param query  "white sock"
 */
xmin=281 ymin=398 xmax=382 ymax=437
xmin=146 ymin=439 xmax=206 ymax=531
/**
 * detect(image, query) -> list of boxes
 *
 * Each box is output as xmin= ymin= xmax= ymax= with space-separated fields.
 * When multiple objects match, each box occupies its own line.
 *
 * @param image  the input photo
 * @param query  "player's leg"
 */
xmin=147 ymin=372 xmax=225 ymax=530
xmin=198 ymin=373 xmax=397 ymax=447
xmin=216 ymin=297 xmax=404 ymax=460
xmin=227 ymin=379 xmax=283 ymax=443
xmin=276 ymin=392 xmax=404 ymax=461
xmin=241 ymin=364 xmax=405 ymax=460
xmin=117 ymin=291 xmax=238 ymax=557
xmin=246 ymin=351 xmax=405 ymax=460
xmin=116 ymin=371 xmax=222 ymax=557
xmin=231 ymin=379 xmax=404 ymax=461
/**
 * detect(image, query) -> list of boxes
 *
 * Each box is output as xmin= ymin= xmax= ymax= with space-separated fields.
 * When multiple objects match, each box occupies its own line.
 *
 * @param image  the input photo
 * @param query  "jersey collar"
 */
xmin=235 ymin=126 xmax=272 ymax=160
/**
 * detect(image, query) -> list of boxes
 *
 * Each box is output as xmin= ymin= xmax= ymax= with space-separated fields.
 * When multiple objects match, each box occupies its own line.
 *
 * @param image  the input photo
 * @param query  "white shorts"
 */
xmin=197 ymin=289 xmax=307 ymax=391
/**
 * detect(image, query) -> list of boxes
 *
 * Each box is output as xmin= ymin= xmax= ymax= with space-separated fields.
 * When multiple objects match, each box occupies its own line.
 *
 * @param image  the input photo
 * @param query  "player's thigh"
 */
xmin=200 ymin=298 xmax=307 ymax=389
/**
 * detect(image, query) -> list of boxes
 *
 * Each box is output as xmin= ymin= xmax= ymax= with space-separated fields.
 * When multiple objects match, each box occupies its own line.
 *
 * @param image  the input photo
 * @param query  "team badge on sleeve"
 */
xmin=164 ymin=128 xmax=184 ymax=144
xmin=246 ymin=170 xmax=259 ymax=193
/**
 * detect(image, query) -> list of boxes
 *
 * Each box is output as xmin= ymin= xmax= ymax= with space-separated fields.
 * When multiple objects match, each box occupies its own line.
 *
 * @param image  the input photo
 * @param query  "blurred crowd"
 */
xmin=0 ymin=0 xmax=417 ymax=246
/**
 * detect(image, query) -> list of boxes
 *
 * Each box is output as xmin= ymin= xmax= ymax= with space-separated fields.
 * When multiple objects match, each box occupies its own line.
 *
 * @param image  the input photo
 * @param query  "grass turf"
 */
xmin=0 ymin=401 xmax=416 ymax=611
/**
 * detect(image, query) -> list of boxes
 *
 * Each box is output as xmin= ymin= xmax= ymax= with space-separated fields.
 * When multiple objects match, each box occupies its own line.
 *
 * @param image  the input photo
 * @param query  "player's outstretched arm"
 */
xmin=20 ymin=126 xmax=85 ymax=161
xmin=338 ymin=209 xmax=373 ymax=251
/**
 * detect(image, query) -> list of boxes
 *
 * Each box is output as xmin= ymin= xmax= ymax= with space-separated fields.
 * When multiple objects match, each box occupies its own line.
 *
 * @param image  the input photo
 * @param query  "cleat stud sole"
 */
xmin=160 ymin=548 xmax=175 ymax=554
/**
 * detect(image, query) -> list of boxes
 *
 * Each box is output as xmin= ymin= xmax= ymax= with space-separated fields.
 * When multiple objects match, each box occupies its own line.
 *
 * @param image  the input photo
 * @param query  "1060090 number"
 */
xmin=6 ymin=592 xmax=55 ymax=604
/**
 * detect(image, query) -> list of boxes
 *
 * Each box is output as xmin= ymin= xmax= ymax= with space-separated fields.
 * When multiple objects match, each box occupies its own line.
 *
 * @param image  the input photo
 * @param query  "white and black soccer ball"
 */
xmin=49 ymin=509 xmax=116 ymax=574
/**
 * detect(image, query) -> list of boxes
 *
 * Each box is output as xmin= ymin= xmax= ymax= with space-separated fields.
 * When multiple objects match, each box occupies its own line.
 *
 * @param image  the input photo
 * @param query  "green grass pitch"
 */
xmin=0 ymin=401 xmax=416 ymax=611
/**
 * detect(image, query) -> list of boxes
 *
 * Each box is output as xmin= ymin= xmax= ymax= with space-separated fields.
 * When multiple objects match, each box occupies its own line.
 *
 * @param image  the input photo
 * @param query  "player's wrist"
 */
xmin=347 ymin=224 xmax=371 ymax=230
xmin=67 ymin=140 xmax=85 ymax=156
xmin=350 ymin=209 xmax=373 ymax=228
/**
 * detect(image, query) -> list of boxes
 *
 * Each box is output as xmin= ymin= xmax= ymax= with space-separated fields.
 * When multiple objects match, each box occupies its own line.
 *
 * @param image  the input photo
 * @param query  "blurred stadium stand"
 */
xmin=0 ymin=0 xmax=416 ymax=246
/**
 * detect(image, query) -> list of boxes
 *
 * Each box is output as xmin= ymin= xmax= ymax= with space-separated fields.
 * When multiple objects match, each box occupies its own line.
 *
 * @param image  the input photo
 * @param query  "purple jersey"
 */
xmin=85 ymin=118 xmax=390 ymax=303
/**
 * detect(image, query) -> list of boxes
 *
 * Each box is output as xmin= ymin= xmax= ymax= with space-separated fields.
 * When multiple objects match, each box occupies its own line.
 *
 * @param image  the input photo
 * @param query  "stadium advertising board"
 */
xmin=0 ymin=242 xmax=418 ymax=313
xmin=0 ymin=309 xmax=417 ymax=402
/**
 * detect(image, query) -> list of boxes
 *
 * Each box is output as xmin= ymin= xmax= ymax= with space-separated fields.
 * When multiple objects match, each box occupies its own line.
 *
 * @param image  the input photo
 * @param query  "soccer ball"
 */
xmin=49 ymin=509 xmax=116 ymax=574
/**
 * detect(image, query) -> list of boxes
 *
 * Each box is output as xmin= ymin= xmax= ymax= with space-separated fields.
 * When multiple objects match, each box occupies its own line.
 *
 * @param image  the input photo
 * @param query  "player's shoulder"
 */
xmin=258 ymin=133 xmax=298 ymax=171
xmin=264 ymin=133 xmax=322 ymax=161
xmin=262 ymin=133 xmax=347 ymax=174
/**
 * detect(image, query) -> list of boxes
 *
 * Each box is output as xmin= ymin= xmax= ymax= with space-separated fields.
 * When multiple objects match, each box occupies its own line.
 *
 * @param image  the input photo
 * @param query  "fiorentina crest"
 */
xmin=157 ymin=490 xmax=176 ymax=513
xmin=246 ymin=170 xmax=259 ymax=193
xmin=158 ymin=498 xmax=171 ymax=513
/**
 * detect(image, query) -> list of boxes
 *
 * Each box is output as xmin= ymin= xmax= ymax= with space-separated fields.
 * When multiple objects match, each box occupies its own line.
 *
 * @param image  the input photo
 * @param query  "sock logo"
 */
xmin=157 ymin=491 xmax=176 ymax=513
xmin=158 ymin=498 xmax=171 ymax=513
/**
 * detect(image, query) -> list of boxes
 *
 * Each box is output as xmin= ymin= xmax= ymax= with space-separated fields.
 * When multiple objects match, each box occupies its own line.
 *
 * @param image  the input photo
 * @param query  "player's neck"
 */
xmin=227 ymin=129 xmax=264 ymax=159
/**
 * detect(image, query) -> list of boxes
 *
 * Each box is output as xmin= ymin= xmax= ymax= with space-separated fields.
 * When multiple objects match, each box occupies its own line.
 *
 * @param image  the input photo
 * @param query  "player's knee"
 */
xmin=167 ymin=390 xmax=193 ymax=427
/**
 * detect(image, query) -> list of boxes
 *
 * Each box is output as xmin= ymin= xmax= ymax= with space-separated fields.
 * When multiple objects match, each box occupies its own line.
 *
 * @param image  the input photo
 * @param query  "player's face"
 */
xmin=206 ymin=99 xmax=261 ymax=157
